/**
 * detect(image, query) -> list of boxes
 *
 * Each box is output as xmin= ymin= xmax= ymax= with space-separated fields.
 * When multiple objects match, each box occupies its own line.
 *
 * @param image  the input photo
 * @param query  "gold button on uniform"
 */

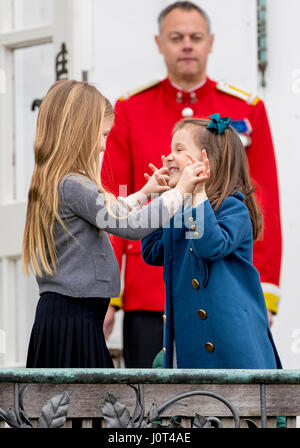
xmin=205 ymin=342 xmax=215 ymax=352
xmin=163 ymin=347 xmax=166 ymax=353
xmin=194 ymin=231 xmax=199 ymax=237
xmin=198 ymin=309 xmax=207 ymax=319
xmin=163 ymin=314 xmax=167 ymax=322
xmin=189 ymin=247 xmax=193 ymax=253
xmin=188 ymin=217 xmax=194 ymax=222
xmin=191 ymin=224 xmax=196 ymax=231
xmin=192 ymin=279 xmax=200 ymax=289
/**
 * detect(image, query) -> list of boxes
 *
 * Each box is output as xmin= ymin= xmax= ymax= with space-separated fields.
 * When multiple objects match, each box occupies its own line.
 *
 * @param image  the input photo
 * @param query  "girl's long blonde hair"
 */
xmin=22 ymin=80 xmax=113 ymax=276
xmin=173 ymin=118 xmax=263 ymax=241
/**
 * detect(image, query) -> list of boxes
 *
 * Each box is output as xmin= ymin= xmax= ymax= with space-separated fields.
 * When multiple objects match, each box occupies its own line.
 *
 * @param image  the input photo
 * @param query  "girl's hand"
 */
xmin=103 ymin=305 xmax=116 ymax=339
xmin=193 ymin=150 xmax=210 ymax=194
xmin=191 ymin=150 xmax=210 ymax=206
xmin=175 ymin=151 xmax=209 ymax=197
xmin=141 ymin=163 xmax=171 ymax=199
xmin=161 ymin=154 xmax=167 ymax=168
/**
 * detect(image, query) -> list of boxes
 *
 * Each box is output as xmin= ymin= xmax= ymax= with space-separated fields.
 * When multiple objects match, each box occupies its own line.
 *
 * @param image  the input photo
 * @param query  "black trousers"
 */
xmin=123 ymin=310 xmax=163 ymax=368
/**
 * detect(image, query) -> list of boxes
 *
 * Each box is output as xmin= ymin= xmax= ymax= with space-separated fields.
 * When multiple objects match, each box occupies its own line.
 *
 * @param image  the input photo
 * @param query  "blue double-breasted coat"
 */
xmin=141 ymin=193 xmax=281 ymax=369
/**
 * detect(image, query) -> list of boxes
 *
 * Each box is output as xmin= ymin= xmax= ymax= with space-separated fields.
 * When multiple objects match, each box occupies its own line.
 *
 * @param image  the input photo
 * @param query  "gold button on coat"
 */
xmin=194 ymin=231 xmax=199 ymax=237
xmin=163 ymin=314 xmax=167 ymax=322
xmin=189 ymin=247 xmax=193 ymax=253
xmin=188 ymin=217 xmax=195 ymax=222
xmin=198 ymin=309 xmax=207 ymax=319
xmin=163 ymin=347 xmax=166 ymax=353
xmin=191 ymin=224 xmax=196 ymax=231
xmin=192 ymin=279 xmax=200 ymax=289
xmin=205 ymin=342 xmax=214 ymax=352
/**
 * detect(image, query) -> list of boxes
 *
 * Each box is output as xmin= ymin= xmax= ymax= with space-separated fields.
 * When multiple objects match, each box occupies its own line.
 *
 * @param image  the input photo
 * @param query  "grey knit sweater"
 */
xmin=36 ymin=174 xmax=182 ymax=298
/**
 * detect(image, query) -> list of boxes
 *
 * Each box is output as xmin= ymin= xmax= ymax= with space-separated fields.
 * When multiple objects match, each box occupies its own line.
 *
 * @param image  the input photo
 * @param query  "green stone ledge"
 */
xmin=0 ymin=369 xmax=300 ymax=385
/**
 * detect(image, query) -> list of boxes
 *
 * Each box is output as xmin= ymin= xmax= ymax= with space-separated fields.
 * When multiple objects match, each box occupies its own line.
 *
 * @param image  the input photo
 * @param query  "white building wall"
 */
xmin=264 ymin=0 xmax=300 ymax=369
xmin=0 ymin=0 xmax=299 ymax=368
xmin=90 ymin=0 xmax=258 ymax=102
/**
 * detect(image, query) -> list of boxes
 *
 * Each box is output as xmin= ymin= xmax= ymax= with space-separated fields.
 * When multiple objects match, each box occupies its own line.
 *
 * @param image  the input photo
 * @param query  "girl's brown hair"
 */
xmin=22 ymin=80 xmax=113 ymax=276
xmin=173 ymin=118 xmax=263 ymax=241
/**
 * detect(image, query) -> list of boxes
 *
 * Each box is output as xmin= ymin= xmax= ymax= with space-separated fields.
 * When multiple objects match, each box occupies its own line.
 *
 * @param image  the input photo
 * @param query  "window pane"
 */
xmin=15 ymin=259 xmax=39 ymax=365
xmin=13 ymin=43 xmax=54 ymax=200
xmin=13 ymin=0 xmax=53 ymax=28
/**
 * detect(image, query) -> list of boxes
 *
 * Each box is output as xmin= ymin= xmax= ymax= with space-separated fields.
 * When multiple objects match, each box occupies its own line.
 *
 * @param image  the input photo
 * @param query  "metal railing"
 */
xmin=1 ymin=369 xmax=300 ymax=428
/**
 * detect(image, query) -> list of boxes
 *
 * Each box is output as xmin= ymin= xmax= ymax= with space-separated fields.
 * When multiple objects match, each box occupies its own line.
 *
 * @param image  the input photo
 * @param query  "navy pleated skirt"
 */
xmin=26 ymin=291 xmax=114 ymax=368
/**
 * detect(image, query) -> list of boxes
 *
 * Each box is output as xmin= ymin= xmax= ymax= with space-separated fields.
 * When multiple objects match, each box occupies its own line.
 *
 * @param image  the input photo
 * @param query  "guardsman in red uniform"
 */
xmin=101 ymin=1 xmax=282 ymax=368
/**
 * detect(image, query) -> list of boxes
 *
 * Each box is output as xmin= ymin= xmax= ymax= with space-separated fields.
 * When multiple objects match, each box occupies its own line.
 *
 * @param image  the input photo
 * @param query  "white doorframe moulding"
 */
xmin=0 ymin=25 xmax=53 ymax=48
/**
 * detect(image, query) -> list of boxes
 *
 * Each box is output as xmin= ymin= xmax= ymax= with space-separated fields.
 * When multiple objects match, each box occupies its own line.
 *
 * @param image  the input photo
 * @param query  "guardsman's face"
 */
xmin=166 ymin=127 xmax=203 ymax=188
xmin=155 ymin=9 xmax=214 ymax=81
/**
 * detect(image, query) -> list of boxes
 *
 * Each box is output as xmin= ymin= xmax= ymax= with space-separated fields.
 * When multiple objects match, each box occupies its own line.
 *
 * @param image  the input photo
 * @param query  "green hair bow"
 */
xmin=206 ymin=113 xmax=231 ymax=134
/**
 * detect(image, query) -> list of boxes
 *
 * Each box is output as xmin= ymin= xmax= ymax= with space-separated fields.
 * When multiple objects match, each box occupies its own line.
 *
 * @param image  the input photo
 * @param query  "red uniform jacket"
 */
xmin=101 ymin=77 xmax=282 ymax=313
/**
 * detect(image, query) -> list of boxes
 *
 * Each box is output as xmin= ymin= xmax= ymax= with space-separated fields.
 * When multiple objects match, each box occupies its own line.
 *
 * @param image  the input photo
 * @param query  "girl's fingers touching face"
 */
xmin=194 ymin=166 xmax=205 ymax=174
xmin=159 ymin=167 xmax=170 ymax=175
xmin=185 ymin=153 xmax=198 ymax=164
xmin=148 ymin=163 xmax=158 ymax=173
xmin=200 ymin=150 xmax=209 ymax=167
xmin=193 ymin=161 xmax=202 ymax=168
xmin=161 ymin=155 xmax=167 ymax=167
xmin=155 ymin=172 xmax=169 ymax=185
xmin=202 ymin=150 xmax=210 ymax=168
xmin=202 ymin=149 xmax=208 ymax=161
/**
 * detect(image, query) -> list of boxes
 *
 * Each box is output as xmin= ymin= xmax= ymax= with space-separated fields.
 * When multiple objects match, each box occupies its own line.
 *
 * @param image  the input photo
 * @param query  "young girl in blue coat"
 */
xmin=142 ymin=114 xmax=282 ymax=369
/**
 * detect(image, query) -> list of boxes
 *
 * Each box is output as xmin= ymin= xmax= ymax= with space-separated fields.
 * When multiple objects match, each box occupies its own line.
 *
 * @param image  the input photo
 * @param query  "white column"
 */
xmin=53 ymin=0 xmax=94 ymax=81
